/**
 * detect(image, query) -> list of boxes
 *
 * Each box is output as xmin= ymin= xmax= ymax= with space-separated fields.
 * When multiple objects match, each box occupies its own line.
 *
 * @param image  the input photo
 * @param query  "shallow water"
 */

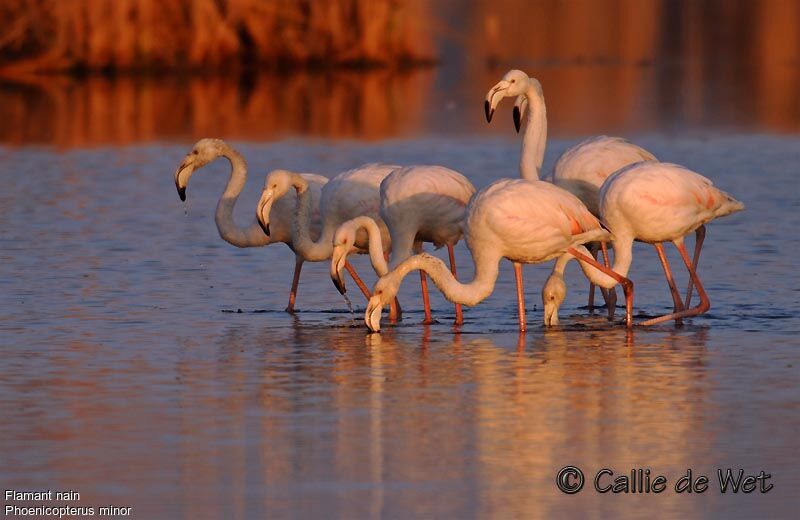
xmin=1 ymin=135 xmax=798 ymax=518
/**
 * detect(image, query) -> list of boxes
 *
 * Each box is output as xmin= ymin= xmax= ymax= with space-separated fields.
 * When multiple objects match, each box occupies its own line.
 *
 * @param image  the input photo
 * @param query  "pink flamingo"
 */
xmin=330 ymin=165 xmax=475 ymax=325
xmin=174 ymin=138 xmax=327 ymax=312
xmin=578 ymin=161 xmax=744 ymax=325
xmin=364 ymin=179 xmax=633 ymax=332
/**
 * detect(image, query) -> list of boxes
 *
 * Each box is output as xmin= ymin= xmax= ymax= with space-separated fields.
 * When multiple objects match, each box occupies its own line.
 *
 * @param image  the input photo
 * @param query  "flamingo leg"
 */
xmin=344 ymin=261 xmax=371 ymax=299
xmin=654 ymin=242 xmax=685 ymax=325
xmin=600 ymin=241 xmax=618 ymax=320
xmin=419 ymin=270 xmax=433 ymax=324
xmin=448 ymin=244 xmax=464 ymax=325
xmin=285 ymin=256 xmax=304 ymax=313
xmin=380 ymin=251 xmax=402 ymax=323
xmin=587 ymin=243 xmax=598 ymax=311
xmin=567 ymin=247 xmax=634 ymax=328
xmin=640 ymin=241 xmax=710 ymax=326
xmin=684 ymin=225 xmax=706 ymax=308
xmin=513 ymin=262 xmax=527 ymax=332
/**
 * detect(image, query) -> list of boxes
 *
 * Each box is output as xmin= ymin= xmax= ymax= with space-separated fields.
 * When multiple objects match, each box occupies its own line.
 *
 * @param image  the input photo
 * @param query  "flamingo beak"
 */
xmin=256 ymin=191 xmax=273 ymax=236
xmin=365 ymin=296 xmax=384 ymax=333
xmin=330 ymin=246 xmax=348 ymax=295
xmin=543 ymin=301 xmax=559 ymax=327
xmin=175 ymin=158 xmax=193 ymax=201
xmin=484 ymin=80 xmax=510 ymax=124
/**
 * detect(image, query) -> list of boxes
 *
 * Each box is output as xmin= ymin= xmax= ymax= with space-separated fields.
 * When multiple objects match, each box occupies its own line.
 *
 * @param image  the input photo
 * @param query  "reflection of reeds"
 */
xmin=0 ymin=69 xmax=435 ymax=146
xmin=0 ymin=0 xmax=434 ymax=72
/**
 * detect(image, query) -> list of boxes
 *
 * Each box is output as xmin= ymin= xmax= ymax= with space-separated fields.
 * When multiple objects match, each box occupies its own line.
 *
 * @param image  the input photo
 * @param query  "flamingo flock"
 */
xmin=175 ymin=70 xmax=743 ymax=333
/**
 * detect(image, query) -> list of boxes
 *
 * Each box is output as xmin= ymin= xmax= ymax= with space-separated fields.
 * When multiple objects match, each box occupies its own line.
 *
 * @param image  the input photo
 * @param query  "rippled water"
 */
xmin=1 ymin=135 xmax=798 ymax=518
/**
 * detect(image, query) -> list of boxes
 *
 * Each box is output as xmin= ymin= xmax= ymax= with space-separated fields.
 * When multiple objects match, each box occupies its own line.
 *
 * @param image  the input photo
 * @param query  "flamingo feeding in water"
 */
xmin=364 ymin=179 xmax=633 ymax=333
xmin=255 ymin=163 xmax=406 ymax=319
xmin=486 ymin=70 xmax=656 ymax=309
xmin=173 ymin=138 xmax=327 ymax=312
xmin=581 ymin=161 xmax=744 ymax=325
xmin=330 ymin=165 xmax=476 ymax=325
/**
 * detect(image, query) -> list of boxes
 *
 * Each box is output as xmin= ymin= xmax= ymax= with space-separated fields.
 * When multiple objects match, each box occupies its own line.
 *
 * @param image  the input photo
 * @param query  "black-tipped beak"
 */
xmin=332 ymin=275 xmax=346 ymax=295
xmin=177 ymin=184 xmax=186 ymax=202
xmin=513 ymin=106 xmax=522 ymax=133
xmin=258 ymin=219 xmax=270 ymax=237
xmin=484 ymin=99 xmax=494 ymax=123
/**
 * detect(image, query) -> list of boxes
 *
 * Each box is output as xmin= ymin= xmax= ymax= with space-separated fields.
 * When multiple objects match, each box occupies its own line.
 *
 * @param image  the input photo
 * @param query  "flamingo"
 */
xmin=255 ymin=163 xmax=406 ymax=318
xmin=364 ymin=179 xmax=633 ymax=333
xmin=329 ymin=165 xmax=476 ymax=325
xmin=562 ymin=161 xmax=743 ymax=326
xmin=173 ymin=138 xmax=327 ymax=312
xmin=486 ymin=70 xmax=656 ymax=309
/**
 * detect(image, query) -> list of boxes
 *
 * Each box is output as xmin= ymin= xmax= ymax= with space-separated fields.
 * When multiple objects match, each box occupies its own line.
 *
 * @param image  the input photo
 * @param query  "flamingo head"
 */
xmin=256 ymin=169 xmax=294 ymax=236
xmin=484 ymin=69 xmax=532 ymax=123
xmin=365 ymin=277 xmax=399 ymax=333
xmin=174 ymin=138 xmax=227 ymax=201
xmin=542 ymin=272 xmax=567 ymax=327
xmin=330 ymin=225 xmax=358 ymax=294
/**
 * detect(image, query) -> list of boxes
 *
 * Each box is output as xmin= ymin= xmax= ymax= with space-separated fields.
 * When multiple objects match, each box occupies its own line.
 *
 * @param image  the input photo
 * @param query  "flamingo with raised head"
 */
xmin=364 ymin=179 xmax=633 ymax=333
xmin=173 ymin=138 xmax=326 ymax=312
xmin=255 ymin=163 xmax=405 ymax=319
xmin=330 ymin=165 xmax=476 ymax=325
xmin=486 ymin=70 xmax=656 ymax=309
xmin=558 ymin=161 xmax=743 ymax=325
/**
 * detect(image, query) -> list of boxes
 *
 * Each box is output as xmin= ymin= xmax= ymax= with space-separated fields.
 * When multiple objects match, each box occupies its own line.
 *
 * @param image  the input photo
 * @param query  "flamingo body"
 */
xmin=381 ymin=165 xmax=475 ymax=258
xmin=553 ymin=135 xmax=656 ymax=216
xmin=467 ymin=179 xmax=602 ymax=264
xmin=600 ymin=162 xmax=744 ymax=245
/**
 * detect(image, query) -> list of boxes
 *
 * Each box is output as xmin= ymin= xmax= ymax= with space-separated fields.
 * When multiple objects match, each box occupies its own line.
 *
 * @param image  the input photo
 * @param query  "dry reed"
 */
xmin=0 ymin=0 xmax=435 ymax=72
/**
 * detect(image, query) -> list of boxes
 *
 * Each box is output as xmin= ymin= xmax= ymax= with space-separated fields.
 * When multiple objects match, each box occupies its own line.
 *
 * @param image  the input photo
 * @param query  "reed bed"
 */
xmin=0 ymin=0 xmax=435 ymax=72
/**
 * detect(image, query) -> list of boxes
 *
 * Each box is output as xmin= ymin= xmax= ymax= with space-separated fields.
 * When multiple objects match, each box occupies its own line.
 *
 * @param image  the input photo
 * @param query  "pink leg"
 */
xmin=345 ymin=261 xmax=371 ymax=300
xmin=382 ymin=251 xmax=402 ymax=322
xmin=448 ymin=244 xmax=464 ymax=325
xmin=640 ymin=241 xmax=711 ymax=326
xmin=285 ymin=256 xmax=303 ymax=313
xmin=513 ymin=262 xmax=526 ymax=332
xmin=684 ymin=225 xmax=706 ymax=308
xmin=600 ymin=242 xmax=617 ymax=320
xmin=567 ymin=247 xmax=634 ymax=328
xmin=419 ymin=270 xmax=433 ymax=324
xmin=587 ymin=244 xmax=598 ymax=311
xmin=654 ymin=242 xmax=685 ymax=325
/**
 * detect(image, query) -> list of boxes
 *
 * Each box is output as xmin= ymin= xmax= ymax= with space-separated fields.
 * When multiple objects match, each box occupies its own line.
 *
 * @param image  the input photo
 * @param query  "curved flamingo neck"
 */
xmin=292 ymin=175 xmax=334 ymax=261
xmin=520 ymin=82 xmax=546 ymax=181
xmin=388 ymin=250 xmax=501 ymax=307
xmin=348 ymin=216 xmax=389 ymax=275
xmin=214 ymin=147 xmax=271 ymax=248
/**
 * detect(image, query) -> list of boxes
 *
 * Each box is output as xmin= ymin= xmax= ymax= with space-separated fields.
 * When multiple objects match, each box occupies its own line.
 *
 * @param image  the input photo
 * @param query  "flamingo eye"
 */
xmin=511 ymin=79 xmax=515 ymax=83
xmin=192 ymin=150 xmax=199 ymax=155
